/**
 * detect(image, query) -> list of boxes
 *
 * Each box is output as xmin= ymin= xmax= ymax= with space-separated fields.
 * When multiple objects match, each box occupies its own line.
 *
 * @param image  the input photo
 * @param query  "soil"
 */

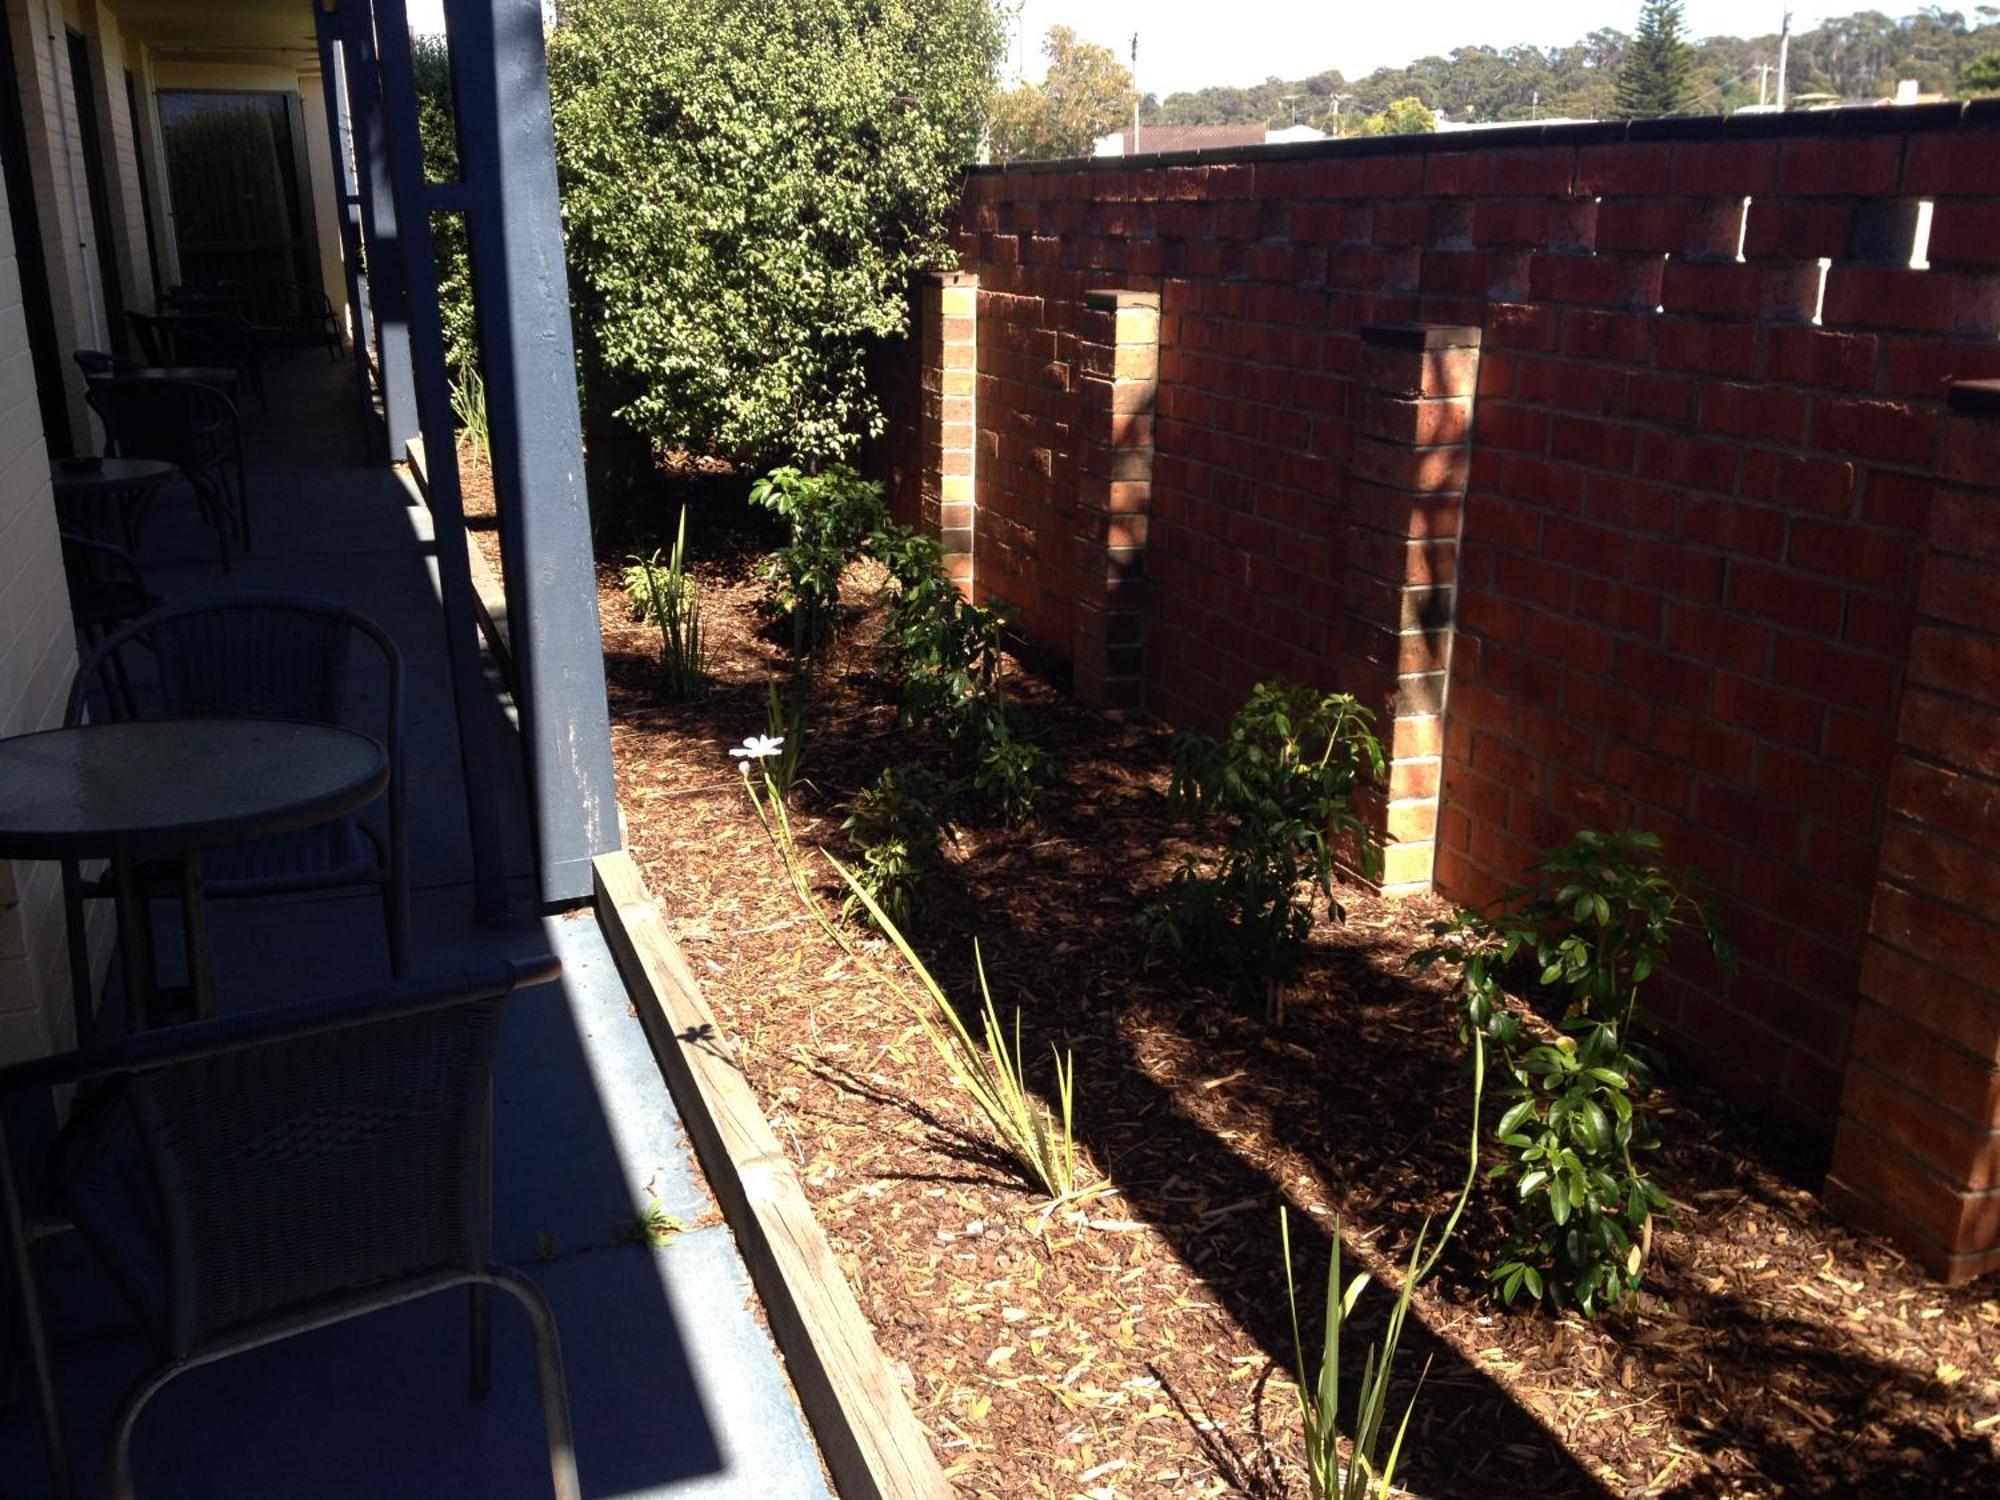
xmin=570 ymin=484 xmax=1996 ymax=1498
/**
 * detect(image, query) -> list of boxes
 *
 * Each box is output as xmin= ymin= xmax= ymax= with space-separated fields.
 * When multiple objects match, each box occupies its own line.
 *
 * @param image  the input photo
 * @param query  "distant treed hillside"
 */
xmin=1153 ymin=9 xmax=2000 ymax=127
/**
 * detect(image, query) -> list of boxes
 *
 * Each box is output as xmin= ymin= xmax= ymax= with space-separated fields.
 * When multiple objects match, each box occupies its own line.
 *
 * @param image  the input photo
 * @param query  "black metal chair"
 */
xmin=0 ymin=958 xmax=582 ymax=1500
xmin=85 ymin=377 xmax=248 ymax=565
xmin=126 ymin=309 xmax=267 ymax=412
xmin=259 ymin=277 xmax=343 ymax=363
xmin=58 ymin=533 xmax=158 ymax=718
xmin=72 ymin=349 xmax=142 ymax=382
xmin=63 ymin=595 xmax=411 ymax=1032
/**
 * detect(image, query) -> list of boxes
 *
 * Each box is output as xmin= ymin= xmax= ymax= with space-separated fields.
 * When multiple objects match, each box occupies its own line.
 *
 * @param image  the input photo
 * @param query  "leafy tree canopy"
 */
xmin=1155 ymin=9 xmax=2000 ymax=126
xmin=1967 ymin=47 xmax=2000 ymax=91
xmin=1614 ymin=0 xmax=1697 ymax=118
xmin=1350 ymin=96 xmax=1438 ymax=136
xmin=547 ymin=0 xmax=1004 ymax=467
xmin=988 ymin=25 xmax=1137 ymax=161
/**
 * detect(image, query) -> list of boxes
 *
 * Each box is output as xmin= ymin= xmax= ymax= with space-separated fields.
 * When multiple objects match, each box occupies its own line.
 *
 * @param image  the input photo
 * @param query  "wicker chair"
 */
xmin=72 ymin=349 xmax=142 ymax=382
xmin=258 ymin=278 xmax=343 ymax=363
xmin=85 ymin=377 xmax=248 ymax=566
xmin=64 ymin=595 xmax=411 ymax=1033
xmin=0 ymin=958 xmax=581 ymax=1500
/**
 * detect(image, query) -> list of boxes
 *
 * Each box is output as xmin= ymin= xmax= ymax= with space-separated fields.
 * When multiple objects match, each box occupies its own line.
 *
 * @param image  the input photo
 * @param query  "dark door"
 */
xmin=126 ymin=71 xmax=162 ymax=293
xmin=157 ymin=89 xmax=316 ymax=323
xmin=67 ymin=30 xmax=126 ymax=354
xmin=0 ymin=10 xmax=74 ymax=454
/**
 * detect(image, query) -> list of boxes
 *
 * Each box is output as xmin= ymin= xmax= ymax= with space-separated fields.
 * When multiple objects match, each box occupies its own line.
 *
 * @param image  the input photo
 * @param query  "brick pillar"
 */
xmin=918 ymin=271 xmax=978 ymax=590
xmin=1071 ymin=289 xmax=1159 ymax=713
xmin=1340 ymin=323 xmax=1480 ymax=896
xmin=1825 ymin=381 xmax=2000 ymax=1284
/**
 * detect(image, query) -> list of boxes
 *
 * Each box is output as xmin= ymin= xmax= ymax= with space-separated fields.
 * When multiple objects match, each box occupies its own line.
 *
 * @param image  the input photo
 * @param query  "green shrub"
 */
xmin=1421 ymin=829 xmax=1730 ymax=1316
xmin=841 ymin=764 xmax=953 ymax=931
xmin=1141 ymin=681 xmax=1383 ymax=1016
xmin=873 ymin=521 xmax=1043 ymax=820
xmin=749 ymin=465 xmax=886 ymax=650
xmin=547 ymin=0 xmax=1005 ymax=465
xmin=621 ymin=506 xmax=707 ymax=699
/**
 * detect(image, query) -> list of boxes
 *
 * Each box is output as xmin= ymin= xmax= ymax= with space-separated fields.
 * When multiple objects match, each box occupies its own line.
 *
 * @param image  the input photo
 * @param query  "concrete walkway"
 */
xmin=0 ymin=358 xmax=831 ymax=1499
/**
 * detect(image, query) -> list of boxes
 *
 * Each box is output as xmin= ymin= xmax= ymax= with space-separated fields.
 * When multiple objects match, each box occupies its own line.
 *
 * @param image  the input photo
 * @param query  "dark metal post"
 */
xmin=310 ymin=3 xmax=375 ymax=444
xmin=365 ymin=0 xmax=512 ymax=922
xmin=340 ymin=0 xmax=419 ymax=453
xmin=442 ymin=0 xmax=618 ymax=904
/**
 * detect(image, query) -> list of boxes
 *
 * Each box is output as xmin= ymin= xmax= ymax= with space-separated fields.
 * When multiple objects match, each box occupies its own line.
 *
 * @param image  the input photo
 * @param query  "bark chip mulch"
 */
xmin=591 ymin=507 xmax=1999 ymax=1499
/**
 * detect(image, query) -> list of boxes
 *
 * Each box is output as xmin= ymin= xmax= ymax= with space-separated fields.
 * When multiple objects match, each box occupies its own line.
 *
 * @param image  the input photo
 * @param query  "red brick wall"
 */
xmin=881 ymin=107 xmax=2000 ymax=1148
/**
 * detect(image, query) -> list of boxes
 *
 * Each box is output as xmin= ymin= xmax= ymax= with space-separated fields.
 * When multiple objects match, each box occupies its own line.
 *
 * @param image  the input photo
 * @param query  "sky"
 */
xmin=1004 ymin=3 xmax=1830 ymax=97
xmin=403 ymin=2 xmax=1830 ymax=101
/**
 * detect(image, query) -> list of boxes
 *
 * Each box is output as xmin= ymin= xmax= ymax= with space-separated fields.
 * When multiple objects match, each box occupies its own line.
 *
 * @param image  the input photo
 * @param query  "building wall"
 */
xmin=882 ymin=108 xmax=2000 ymax=1147
xmin=0 ymin=149 xmax=82 ymax=1065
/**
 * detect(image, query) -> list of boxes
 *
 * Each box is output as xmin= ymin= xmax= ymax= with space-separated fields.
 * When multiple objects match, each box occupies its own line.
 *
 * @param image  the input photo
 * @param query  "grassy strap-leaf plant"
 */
xmin=1141 ymin=680 xmax=1384 ymax=1020
xmin=620 ymin=505 xmax=708 ymax=699
xmin=1422 ymin=828 xmax=1731 ymax=1316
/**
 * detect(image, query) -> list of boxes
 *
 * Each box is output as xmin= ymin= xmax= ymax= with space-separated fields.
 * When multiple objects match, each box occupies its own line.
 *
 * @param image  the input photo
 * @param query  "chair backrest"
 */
xmin=136 ymin=989 xmax=505 ymax=1351
xmin=124 ymin=311 xmax=165 ymax=364
xmin=85 ymin=377 xmax=233 ymax=469
xmin=68 ymin=594 xmax=402 ymax=752
xmin=0 ymin=959 xmax=559 ymax=1358
xmin=58 ymin=530 xmax=146 ymax=593
xmin=73 ymin=349 xmax=133 ymax=380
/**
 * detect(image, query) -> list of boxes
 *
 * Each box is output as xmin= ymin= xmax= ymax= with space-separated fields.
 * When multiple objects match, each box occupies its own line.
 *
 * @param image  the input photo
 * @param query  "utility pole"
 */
xmin=1777 ymin=8 xmax=1793 ymax=110
xmin=1329 ymin=91 xmax=1353 ymax=136
xmin=1756 ymin=62 xmax=1774 ymax=107
xmin=1131 ymin=33 xmax=1141 ymax=155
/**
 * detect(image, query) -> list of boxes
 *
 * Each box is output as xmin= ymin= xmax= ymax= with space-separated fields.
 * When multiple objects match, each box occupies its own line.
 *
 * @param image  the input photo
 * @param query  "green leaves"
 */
xmin=750 ymin=464 xmax=887 ymax=650
xmin=550 ymin=0 xmax=1005 ymax=464
xmin=1144 ymin=681 xmax=1383 ymax=1014
xmin=1423 ymin=827 xmax=1728 ymax=1317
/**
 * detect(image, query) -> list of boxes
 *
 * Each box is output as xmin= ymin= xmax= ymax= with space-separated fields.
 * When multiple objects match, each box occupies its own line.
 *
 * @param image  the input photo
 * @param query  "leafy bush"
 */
xmin=547 ymin=0 xmax=1005 ymax=465
xmin=749 ymin=465 xmax=887 ymax=650
xmin=621 ymin=506 xmax=707 ymax=699
xmin=841 ymin=764 xmax=953 ymax=931
xmin=874 ymin=521 xmax=1043 ymax=819
xmin=1142 ymin=681 xmax=1384 ymax=1015
xmin=1422 ymin=829 xmax=1730 ymax=1316
xmin=412 ymin=35 xmax=477 ymax=380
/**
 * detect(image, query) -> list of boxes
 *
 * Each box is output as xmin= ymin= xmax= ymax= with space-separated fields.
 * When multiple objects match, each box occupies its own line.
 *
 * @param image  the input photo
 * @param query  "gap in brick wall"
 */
xmin=1912 ymin=198 xmax=1935 ymax=270
xmin=1812 ymin=258 xmax=1832 ymax=326
xmin=1734 ymin=196 xmax=1750 ymax=264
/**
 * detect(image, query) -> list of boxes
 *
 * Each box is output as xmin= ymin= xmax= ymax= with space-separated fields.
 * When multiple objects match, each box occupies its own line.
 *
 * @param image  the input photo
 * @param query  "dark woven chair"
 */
xmin=72 ymin=349 xmax=142 ymax=381
xmin=63 ymin=595 xmax=411 ymax=1032
xmin=58 ymin=533 xmax=157 ymax=716
xmin=259 ymin=277 xmax=342 ymax=363
xmin=85 ymin=376 xmax=248 ymax=565
xmin=0 ymin=958 xmax=581 ymax=1500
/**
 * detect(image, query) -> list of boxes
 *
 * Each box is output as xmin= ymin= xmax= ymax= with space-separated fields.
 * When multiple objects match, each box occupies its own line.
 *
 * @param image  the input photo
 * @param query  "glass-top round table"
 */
xmin=0 ymin=718 xmax=389 ymax=1031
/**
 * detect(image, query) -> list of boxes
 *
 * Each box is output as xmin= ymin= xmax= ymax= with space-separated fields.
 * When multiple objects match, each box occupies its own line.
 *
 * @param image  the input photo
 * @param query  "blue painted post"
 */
xmin=340 ymin=0 xmax=419 ymax=453
xmin=364 ymin=0 xmax=513 ymax=923
xmin=310 ymin=3 xmax=375 ymax=446
xmin=442 ymin=0 xmax=618 ymax=904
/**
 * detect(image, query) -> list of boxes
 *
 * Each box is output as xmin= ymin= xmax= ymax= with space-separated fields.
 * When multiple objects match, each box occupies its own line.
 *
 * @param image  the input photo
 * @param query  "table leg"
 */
xmin=178 ymin=852 xmax=215 ymax=1021
xmin=110 ymin=858 xmax=157 ymax=1032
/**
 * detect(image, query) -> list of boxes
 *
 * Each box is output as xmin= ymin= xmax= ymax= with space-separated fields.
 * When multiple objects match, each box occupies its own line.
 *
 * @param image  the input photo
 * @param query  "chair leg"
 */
xmin=61 ymin=859 xmax=95 ymax=1047
xmin=486 ymin=1270 xmax=582 ymax=1500
xmin=2 ymin=1116 xmax=76 ymax=1500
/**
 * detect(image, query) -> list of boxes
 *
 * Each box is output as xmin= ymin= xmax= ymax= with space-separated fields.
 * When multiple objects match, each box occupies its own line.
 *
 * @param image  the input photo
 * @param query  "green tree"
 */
xmin=411 ymin=35 xmax=477 ymax=381
xmin=1352 ymin=95 xmax=1437 ymax=135
xmin=547 ymin=0 xmax=1004 ymax=468
xmin=988 ymin=25 xmax=1136 ymax=161
xmin=1613 ymin=0 xmax=1695 ymax=117
xmin=1967 ymin=49 xmax=2000 ymax=93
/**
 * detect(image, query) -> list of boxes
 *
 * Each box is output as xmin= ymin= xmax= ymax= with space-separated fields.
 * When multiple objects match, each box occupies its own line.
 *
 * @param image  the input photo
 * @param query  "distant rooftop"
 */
xmin=1094 ymin=121 xmax=1324 ymax=156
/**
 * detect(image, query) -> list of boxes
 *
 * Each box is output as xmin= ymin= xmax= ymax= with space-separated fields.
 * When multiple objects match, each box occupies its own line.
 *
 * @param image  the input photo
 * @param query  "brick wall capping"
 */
xmin=967 ymin=102 xmax=1984 ymax=179
xmin=1083 ymin=288 xmax=1162 ymax=311
xmin=1947 ymin=379 xmax=2000 ymax=419
xmin=923 ymin=270 xmax=978 ymax=287
xmin=1361 ymin=321 xmax=1484 ymax=351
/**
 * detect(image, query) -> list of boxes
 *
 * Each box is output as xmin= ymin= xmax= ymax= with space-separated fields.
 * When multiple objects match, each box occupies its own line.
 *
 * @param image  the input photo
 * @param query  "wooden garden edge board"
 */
xmin=591 ymin=849 xmax=952 ymax=1500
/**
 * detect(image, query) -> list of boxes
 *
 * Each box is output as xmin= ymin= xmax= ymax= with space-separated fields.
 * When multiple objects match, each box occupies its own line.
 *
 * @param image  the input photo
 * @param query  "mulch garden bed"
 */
xmin=552 ymin=477 xmax=1996 ymax=1497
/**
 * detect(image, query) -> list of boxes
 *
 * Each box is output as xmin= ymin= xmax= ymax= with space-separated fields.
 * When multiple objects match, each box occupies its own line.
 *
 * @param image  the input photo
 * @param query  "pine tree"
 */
xmin=1613 ymin=0 xmax=1696 ymax=119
